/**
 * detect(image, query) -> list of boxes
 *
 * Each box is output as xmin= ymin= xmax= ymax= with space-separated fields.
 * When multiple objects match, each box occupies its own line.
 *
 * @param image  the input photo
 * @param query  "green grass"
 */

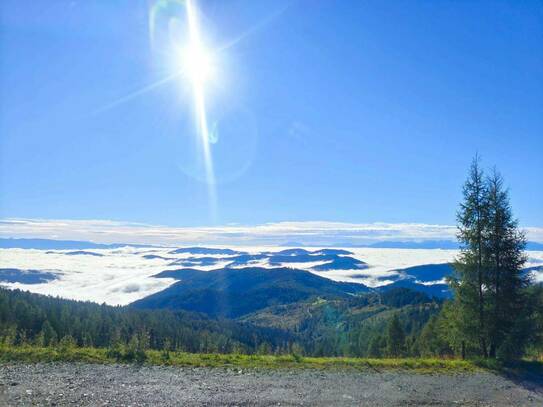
xmin=0 ymin=345 xmax=484 ymax=373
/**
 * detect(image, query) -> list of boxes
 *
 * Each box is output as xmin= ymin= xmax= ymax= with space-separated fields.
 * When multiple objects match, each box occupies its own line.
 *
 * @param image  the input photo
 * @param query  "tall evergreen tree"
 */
xmin=485 ymin=169 xmax=528 ymax=358
xmin=452 ymin=155 xmax=490 ymax=357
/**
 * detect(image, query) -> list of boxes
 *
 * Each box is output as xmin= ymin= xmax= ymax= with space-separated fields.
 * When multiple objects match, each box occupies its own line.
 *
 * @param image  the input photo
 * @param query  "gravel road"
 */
xmin=1 ymin=363 xmax=542 ymax=406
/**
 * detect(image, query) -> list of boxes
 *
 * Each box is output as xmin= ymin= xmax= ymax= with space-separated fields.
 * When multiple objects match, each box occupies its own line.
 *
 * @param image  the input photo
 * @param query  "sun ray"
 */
xmin=91 ymin=72 xmax=181 ymax=116
xmin=216 ymin=3 xmax=290 ymax=54
xmin=185 ymin=0 xmax=217 ymax=218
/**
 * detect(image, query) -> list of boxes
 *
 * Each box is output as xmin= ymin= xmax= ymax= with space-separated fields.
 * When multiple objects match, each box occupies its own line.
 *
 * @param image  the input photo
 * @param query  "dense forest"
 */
xmin=0 ymin=158 xmax=542 ymax=362
xmin=0 ymin=288 xmax=293 ymax=355
xmin=0 ymin=285 xmax=443 ymax=358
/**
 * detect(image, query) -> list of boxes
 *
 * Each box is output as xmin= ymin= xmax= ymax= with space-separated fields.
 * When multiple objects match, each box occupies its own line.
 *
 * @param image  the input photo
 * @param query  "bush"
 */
xmin=106 ymin=342 xmax=125 ymax=362
xmin=58 ymin=335 xmax=76 ymax=353
xmin=124 ymin=334 xmax=148 ymax=364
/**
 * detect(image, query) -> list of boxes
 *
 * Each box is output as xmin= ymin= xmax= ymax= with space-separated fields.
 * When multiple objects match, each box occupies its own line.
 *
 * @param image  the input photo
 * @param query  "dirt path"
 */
xmin=1 ymin=363 xmax=542 ymax=406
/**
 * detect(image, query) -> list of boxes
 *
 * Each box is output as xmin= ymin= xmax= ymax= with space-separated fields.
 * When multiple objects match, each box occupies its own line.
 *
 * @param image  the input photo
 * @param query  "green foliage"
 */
xmin=0 ymin=287 xmax=292 ymax=356
xmin=380 ymin=288 xmax=433 ymax=308
xmin=453 ymin=155 xmax=491 ymax=356
xmin=524 ymin=284 xmax=543 ymax=360
xmin=291 ymin=352 xmax=303 ymax=363
xmin=367 ymin=335 xmax=384 ymax=357
xmin=416 ymin=315 xmax=452 ymax=357
xmin=125 ymin=333 xmax=148 ymax=364
xmin=105 ymin=342 xmax=125 ymax=361
xmin=430 ymin=158 xmax=536 ymax=361
xmin=58 ymin=335 xmax=76 ymax=352
xmin=161 ymin=338 xmax=172 ymax=362
xmin=386 ymin=315 xmax=406 ymax=357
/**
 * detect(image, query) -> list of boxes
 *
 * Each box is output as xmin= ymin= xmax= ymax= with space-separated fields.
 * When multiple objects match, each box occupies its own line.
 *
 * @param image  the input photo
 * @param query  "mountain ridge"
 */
xmin=132 ymin=266 xmax=370 ymax=318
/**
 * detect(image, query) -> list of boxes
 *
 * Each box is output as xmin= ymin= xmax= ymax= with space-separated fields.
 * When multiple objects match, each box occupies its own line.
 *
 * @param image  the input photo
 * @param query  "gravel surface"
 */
xmin=1 ymin=363 xmax=542 ymax=406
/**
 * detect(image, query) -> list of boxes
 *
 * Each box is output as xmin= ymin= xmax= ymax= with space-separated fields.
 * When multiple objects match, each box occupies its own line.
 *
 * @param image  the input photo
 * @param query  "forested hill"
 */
xmin=0 ymin=288 xmax=293 ymax=354
xmin=132 ymin=267 xmax=370 ymax=318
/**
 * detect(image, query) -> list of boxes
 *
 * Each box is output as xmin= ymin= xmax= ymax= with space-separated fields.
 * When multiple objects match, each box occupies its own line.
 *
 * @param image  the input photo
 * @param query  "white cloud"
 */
xmin=0 ymin=218 xmax=542 ymax=246
xmin=1 ymin=245 xmax=542 ymax=305
xmin=0 ymin=247 xmax=176 ymax=305
xmin=0 ymin=246 xmax=456 ymax=304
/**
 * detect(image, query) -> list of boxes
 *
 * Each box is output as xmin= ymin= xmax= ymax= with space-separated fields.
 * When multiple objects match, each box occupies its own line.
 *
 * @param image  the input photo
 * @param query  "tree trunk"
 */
xmin=493 ymin=235 xmax=500 ymax=359
xmin=489 ymin=343 xmax=496 ymax=358
xmin=477 ymin=220 xmax=487 ymax=358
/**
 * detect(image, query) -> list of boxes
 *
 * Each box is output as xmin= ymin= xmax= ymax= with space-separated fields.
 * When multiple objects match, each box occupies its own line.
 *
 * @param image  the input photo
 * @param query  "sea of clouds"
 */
xmin=1 ymin=246 xmax=542 ymax=305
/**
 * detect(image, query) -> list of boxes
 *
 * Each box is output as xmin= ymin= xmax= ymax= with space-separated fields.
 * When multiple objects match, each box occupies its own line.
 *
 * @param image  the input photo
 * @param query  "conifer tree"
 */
xmin=485 ymin=169 xmax=528 ymax=358
xmin=386 ymin=315 xmax=405 ymax=357
xmin=452 ymin=155 xmax=490 ymax=357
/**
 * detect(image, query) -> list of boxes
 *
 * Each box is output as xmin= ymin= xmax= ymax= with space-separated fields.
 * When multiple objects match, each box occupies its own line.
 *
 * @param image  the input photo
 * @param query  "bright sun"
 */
xmin=180 ymin=0 xmax=215 ymax=88
xmin=182 ymin=42 xmax=215 ymax=85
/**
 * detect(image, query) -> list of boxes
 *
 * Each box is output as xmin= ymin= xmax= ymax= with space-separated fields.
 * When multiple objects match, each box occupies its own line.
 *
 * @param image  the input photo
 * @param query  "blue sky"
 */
xmin=1 ymin=0 xmax=542 ymax=231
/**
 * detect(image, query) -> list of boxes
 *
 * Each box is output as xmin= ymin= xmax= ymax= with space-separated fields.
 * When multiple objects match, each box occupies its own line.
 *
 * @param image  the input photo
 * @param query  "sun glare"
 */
xmin=184 ymin=0 xmax=217 ymax=217
xmin=147 ymin=0 xmax=222 ymax=218
xmin=181 ymin=42 xmax=215 ymax=85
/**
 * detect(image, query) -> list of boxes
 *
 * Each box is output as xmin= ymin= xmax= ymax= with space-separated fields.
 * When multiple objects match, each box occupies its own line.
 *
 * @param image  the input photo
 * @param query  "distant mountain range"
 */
xmin=169 ymin=247 xmax=244 ymax=255
xmin=329 ymin=240 xmax=543 ymax=251
xmin=3 ymin=237 xmax=542 ymax=251
xmin=365 ymin=240 xmax=461 ymax=249
xmin=0 ymin=238 xmax=135 ymax=250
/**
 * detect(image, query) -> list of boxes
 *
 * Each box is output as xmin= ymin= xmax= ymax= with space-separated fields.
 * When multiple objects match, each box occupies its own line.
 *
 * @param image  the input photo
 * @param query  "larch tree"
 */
xmin=485 ymin=169 xmax=528 ymax=359
xmin=452 ymin=155 xmax=490 ymax=357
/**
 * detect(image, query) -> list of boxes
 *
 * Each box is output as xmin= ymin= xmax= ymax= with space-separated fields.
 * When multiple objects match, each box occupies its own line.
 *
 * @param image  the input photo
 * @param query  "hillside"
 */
xmin=0 ymin=288 xmax=292 ymax=354
xmin=131 ymin=267 xmax=370 ymax=318
xmin=239 ymin=287 xmax=441 ymax=356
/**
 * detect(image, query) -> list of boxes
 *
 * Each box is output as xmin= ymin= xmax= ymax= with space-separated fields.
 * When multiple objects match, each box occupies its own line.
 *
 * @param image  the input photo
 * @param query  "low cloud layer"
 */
xmin=1 ymin=218 xmax=542 ymax=247
xmin=1 ymin=246 xmax=542 ymax=305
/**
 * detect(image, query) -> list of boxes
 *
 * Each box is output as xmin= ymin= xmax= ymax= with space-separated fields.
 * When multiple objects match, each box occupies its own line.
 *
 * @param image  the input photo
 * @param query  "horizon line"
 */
xmin=1 ymin=217 xmax=542 ymax=247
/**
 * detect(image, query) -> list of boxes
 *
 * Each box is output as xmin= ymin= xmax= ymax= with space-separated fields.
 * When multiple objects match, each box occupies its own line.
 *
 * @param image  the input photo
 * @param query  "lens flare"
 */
xmin=97 ymin=0 xmax=288 ymax=221
xmin=149 ymin=0 xmax=217 ymax=217
xmin=184 ymin=0 xmax=217 ymax=217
